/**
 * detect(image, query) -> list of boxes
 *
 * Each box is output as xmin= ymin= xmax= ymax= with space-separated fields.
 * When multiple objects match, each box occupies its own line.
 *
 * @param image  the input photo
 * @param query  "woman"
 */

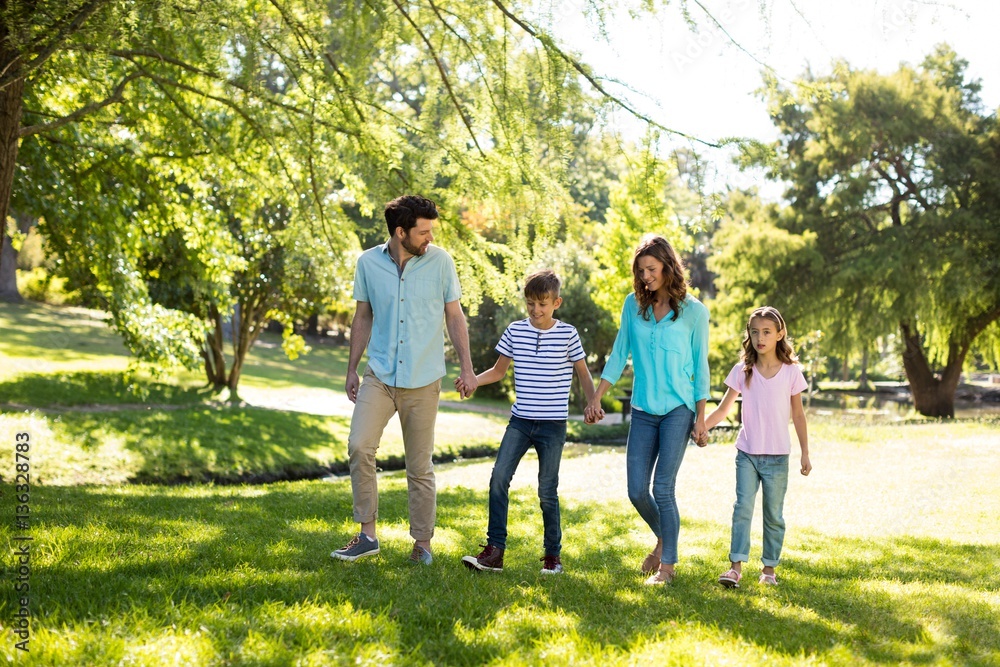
xmin=585 ymin=234 xmax=710 ymax=585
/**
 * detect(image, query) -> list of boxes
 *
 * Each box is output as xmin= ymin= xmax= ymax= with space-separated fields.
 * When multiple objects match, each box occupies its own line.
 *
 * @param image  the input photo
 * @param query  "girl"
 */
xmin=703 ymin=306 xmax=811 ymax=587
xmin=585 ymin=234 xmax=710 ymax=585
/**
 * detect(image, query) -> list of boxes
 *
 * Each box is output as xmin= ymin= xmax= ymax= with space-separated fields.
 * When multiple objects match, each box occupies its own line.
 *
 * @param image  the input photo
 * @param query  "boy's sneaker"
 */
xmin=540 ymin=555 xmax=563 ymax=574
xmin=409 ymin=544 xmax=433 ymax=565
xmin=461 ymin=544 xmax=504 ymax=572
xmin=331 ymin=533 xmax=380 ymax=561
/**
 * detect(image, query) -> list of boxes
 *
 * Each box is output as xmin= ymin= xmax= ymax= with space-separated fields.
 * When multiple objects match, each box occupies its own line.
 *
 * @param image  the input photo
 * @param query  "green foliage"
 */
xmin=711 ymin=46 xmax=1000 ymax=411
xmin=10 ymin=0 xmax=645 ymax=384
xmin=15 ymin=267 xmax=77 ymax=305
xmin=592 ymin=140 xmax=702 ymax=324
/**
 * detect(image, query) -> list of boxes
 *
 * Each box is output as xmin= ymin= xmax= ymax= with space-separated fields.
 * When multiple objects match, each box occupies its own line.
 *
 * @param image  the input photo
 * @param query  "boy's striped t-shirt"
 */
xmin=495 ymin=319 xmax=586 ymax=420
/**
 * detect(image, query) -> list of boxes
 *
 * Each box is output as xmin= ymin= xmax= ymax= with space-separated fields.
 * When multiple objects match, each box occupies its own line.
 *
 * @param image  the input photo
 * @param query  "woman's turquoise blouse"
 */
xmin=600 ymin=293 xmax=710 ymax=415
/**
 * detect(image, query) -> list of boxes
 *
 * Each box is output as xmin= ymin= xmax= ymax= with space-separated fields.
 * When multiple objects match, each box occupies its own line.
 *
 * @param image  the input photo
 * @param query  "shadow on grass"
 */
xmin=0 ymin=371 xmax=214 ymax=407
xmin=45 ymin=405 xmax=502 ymax=485
xmin=0 ymin=302 xmax=130 ymax=361
xmin=49 ymin=406 xmax=350 ymax=484
xmin=23 ymin=482 xmax=1000 ymax=665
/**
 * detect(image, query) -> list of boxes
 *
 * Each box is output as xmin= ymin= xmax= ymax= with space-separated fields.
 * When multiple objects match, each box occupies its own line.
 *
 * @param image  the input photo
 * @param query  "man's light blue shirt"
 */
xmin=353 ymin=241 xmax=461 ymax=389
xmin=600 ymin=293 xmax=710 ymax=415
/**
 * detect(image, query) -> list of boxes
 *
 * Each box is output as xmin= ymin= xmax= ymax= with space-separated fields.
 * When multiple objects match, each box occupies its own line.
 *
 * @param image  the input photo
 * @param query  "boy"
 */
xmin=457 ymin=270 xmax=597 ymax=574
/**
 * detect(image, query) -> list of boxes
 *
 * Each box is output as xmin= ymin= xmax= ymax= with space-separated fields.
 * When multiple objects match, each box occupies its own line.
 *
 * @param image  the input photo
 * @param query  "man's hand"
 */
xmin=345 ymin=370 xmax=360 ymax=404
xmin=457 ymin=369 xmax=478 ymax=399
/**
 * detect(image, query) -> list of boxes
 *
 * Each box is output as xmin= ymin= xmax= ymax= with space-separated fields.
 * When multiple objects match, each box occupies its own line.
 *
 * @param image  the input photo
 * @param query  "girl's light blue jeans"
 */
xmin=625 ymin=405 xmax=695 ymax=565
xmin=730 ymin=450 xmax=789 ymax=568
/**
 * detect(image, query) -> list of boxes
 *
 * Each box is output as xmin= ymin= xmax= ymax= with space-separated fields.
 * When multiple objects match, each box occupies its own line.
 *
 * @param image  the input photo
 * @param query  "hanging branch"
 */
xmin=0 ymin=0 xmax=111 ymax=90
xmin=20 ymin=71 xmax=141 ymax=137
xmin=391 ymin=0 xmax=486 ymax=157
xmin=489 ymin=0 xmax=720 ymax=148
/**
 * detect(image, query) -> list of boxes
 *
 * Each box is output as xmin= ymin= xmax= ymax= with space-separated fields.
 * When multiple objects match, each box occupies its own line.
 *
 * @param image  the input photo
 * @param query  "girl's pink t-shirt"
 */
xmin=725 ymin=361 xmax=808 ymax=455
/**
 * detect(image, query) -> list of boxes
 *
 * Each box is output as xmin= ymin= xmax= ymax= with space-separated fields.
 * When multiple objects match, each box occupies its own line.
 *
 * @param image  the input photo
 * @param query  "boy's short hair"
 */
xmin=523 ymin=270 xmax=561 ymax=300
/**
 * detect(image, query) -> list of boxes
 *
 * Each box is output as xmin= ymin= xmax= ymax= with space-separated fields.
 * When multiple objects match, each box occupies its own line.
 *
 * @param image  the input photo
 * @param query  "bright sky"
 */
xmin=554 ymin=0 xmax=1000 ymax=191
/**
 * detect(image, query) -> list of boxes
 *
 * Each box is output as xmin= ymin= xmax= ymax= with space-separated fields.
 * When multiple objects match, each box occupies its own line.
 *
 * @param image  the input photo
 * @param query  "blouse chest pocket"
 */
xmin=656 ymin=327 xmax=694 ymax=379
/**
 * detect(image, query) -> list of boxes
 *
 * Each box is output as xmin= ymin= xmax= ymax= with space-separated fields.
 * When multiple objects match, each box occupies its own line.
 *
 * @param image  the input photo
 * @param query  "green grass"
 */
xmin=0 ymin=301 xmax=507 ymax=411
xmin=2 ymin=424 xmax=998 ymax=665
xmin=3 ymin=302 xmax=1000 ymax=664
xmin=0 ymin=407 xmax=510 ymax=485
xmin=0 ymin=302 xmax=131 ymax=380
xmin=0 ymin=370 xmax=212 ymax=407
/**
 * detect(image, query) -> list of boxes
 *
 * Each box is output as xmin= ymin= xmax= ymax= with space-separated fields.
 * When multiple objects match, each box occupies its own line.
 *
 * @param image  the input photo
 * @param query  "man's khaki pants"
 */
xmin=348 ymin=368 xmax=440 ymax=541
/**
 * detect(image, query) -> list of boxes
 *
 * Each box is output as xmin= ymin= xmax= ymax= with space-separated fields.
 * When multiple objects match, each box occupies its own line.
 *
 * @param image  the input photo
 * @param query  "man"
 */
xmin=332 ymin=195 xmax=478 ymax=565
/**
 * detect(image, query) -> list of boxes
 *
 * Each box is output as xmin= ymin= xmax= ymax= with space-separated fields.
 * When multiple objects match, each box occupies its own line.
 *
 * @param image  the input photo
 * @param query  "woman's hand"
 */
xmin=584 ymin=400 xmax=605 ymax=424
xmin=692 ymin=418 xmax=708 ymax=447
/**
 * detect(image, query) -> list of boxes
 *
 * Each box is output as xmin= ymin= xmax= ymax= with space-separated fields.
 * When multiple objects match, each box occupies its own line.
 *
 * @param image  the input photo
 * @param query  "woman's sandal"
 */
xmin=644 ymin=569 xmax=675 ymax=586
xmin=758 ymin=572 xmax=778 ymax=586
xmin=718 ymin=568 xmax=742 ymax=588
xmin=641 ymin=552 xmax=660 ymax=576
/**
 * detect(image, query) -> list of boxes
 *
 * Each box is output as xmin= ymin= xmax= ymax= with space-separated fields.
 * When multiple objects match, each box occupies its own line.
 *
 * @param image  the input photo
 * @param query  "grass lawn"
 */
xmin=0 ymin=301 xmax=560 ymax=484
xmin=0 ymin=301 xmax=491 ymax=408
xmin=3 ymin=301 xmax=1000 ymax=665
xmin=1 ymin=420 xmax=998 ymax=666
xmin=0 ymin=407 xmax=510 ymax=485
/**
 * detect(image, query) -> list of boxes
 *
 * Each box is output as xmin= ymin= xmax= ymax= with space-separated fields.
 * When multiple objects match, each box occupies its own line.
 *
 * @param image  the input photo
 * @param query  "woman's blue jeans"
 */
xmin=730 ymin=450 xmax=789 ymax=567
xmin=487 ymin=416 xmax=566 ymax=556
xmin=626 ymin=405 xmax=695 ymax=565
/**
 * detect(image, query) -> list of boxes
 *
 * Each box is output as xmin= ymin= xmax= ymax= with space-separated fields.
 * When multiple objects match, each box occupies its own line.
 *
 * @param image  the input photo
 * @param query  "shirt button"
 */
xmin=400 ymin=320 xmax=404 ymax=323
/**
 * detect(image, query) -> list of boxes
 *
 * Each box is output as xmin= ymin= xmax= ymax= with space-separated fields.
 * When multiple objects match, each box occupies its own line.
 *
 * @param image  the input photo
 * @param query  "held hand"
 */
xmin=453 ymin=377 xmax=466 ymax=395
xmin=692 ymin=419 xmax=708 ymax=447
xmin=800 ymin=453 xmax=812 ymax=476
xmin=345 ymin=370 xmax=360 ymax=404
xmin=458 ymin=370 xmax=478 ymax=399
xmin=584 ymin=400 xmax=605 ymax=424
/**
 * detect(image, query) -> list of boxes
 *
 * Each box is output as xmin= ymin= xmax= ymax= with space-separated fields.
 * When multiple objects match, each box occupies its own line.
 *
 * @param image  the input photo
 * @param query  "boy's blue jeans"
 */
xmin=730 ymin=450 xmax=789 ymax=568
xmin=625 ymin=405 xmax=695 ymax=565
xmin=487 ymin=416 xmax=566 ymax=556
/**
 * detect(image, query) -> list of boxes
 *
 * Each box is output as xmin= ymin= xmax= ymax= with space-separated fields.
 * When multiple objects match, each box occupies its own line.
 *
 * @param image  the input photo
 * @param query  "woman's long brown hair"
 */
xmin=632 ymin=234 xmax=687 ymax=321
xmin=741 ymin=306 xmax=798 ymax=386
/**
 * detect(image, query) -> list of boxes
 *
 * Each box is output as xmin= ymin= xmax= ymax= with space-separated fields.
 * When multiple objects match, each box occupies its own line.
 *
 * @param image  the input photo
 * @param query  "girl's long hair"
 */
xmin=632 ymin=235 xmax=687 ymax=321
xmin=742 ymin=306 xmax=798 ymax=386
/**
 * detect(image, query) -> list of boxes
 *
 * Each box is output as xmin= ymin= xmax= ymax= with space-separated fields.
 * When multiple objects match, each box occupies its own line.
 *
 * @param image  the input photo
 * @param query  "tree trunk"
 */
xmin=306 ymin=312 xmax=318 ymax=337
xmin=0 ymin=231 xmax=20 ymax=302
xmin=0 ymin=50 xmax=25 ymax=303
xmin=226 ymin=299 xmax=256 ymax=401
xmin=203 ymin=304 xmax=228 ymax=388
xmin=857 ymin=347 xmax=873 ymax=392
xmin=900 ymin=322 xmax=962 ymax=418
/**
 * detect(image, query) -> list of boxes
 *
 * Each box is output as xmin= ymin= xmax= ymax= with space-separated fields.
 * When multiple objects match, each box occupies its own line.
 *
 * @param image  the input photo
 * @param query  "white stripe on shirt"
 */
xmin=495 ymin=319 xmax=585 ymax=420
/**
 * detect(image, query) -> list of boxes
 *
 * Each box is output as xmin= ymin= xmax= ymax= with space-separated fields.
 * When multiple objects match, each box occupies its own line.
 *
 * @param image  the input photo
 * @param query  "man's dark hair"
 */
xmin=384 ymin=195 xmax=438 ymax=236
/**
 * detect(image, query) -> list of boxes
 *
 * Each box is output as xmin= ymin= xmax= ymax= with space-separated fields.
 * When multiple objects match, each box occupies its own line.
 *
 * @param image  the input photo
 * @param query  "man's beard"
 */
xmin=401 ymin=235 xmax=426 ymax=256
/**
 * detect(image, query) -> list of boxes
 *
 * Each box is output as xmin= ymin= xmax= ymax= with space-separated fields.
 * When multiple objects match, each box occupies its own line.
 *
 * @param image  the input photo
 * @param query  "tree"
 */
xmin=713 ymin=46 xmax=1000 ymax=417
xmin=6 ymin=0 xmax=737 ymax=392
xmin=591 ymin=138 xmax=703 ymax=324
